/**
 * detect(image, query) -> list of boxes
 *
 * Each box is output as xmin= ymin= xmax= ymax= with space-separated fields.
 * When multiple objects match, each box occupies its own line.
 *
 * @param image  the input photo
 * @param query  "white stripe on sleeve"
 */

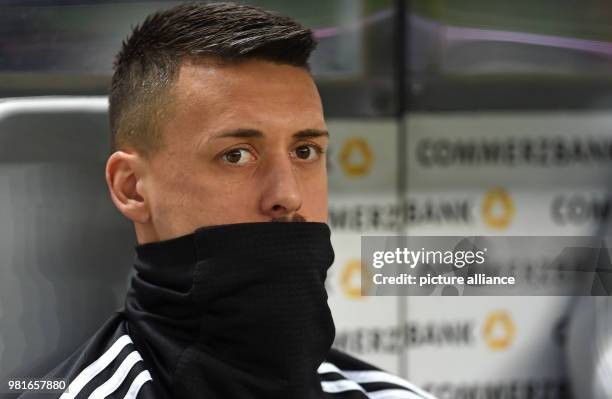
xmin=368 ymin=389 xmax=427 ymax=399
xmin=59 ymin=335 xmax=133 ymax=399
xmin=123 ymin=370 xmax=153 ymax=399
xmin=318 ymin=362 xmax=343 ymax=375
xmin=88 ymin=351 xmax=143 ymax=399
xmin=321 ymin=379 xmax=366 ymax=394
xmin=341 ymin=370 xmax=437 ymax=399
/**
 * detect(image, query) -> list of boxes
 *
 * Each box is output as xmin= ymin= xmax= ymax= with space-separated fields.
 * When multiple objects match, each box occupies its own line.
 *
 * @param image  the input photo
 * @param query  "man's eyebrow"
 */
xmin=212 ymin=129 xmax=264 ymax=139
xmin=293 ymin=129 xmax=329 ymax=139
xmin=211 ymin=128 xmax=329 ymax=140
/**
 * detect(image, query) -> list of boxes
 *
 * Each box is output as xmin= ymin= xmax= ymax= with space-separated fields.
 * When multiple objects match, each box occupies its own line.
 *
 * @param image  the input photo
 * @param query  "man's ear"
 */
xmin=105 ymin=151 xmax=150 ymax=224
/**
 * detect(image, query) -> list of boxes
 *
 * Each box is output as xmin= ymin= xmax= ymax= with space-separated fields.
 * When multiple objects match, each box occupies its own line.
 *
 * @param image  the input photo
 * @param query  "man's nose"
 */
xmin=259 ymin=155 xmax=303 ymax=219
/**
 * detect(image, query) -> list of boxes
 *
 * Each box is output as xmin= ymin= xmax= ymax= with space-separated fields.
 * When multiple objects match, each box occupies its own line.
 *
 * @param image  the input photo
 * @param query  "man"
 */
xmin=20 ymin=3 xmax=435 ymax=399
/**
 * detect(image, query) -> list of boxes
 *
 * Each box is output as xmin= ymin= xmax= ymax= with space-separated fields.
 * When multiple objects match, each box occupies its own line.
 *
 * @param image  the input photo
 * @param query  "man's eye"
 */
xmin=294 ymin=145 xmax=321 ymax=161
xmin=222 ymin=149 xmax=253 ymax=165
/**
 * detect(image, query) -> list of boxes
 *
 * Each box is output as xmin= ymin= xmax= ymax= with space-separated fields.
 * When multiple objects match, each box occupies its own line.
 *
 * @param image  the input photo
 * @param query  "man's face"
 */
xmin=141 ymin=58 xmax=328 ymax=241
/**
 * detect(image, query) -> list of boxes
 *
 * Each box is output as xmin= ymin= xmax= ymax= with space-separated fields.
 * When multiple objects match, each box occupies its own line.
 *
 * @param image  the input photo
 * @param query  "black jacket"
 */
xmin=19 ymin=311 xmax=434 ymax=399
xmin=18 ymin=223 xmax=435 ymax=399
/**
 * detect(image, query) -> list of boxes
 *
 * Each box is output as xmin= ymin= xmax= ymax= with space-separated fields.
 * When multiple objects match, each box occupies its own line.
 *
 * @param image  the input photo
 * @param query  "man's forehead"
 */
xmin=167 ymin=58 xmax=325 ymax=137
xmin=174 ymin=58 xmax=319 ymax=99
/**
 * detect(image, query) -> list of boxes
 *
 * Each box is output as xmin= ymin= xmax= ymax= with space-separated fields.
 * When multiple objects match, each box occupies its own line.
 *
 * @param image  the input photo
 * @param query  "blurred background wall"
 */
xmin=3 ymin=1 xmax=612 ymax=398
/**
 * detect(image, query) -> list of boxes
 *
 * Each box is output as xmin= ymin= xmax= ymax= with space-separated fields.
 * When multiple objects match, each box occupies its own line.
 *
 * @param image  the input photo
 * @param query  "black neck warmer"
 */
xmin=124 ymin=222 xmax=336 ymax=399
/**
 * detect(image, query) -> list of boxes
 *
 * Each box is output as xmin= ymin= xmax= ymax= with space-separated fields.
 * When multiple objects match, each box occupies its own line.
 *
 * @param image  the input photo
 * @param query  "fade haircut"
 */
xmin=109 ymin=2 xmax=317 ymax=155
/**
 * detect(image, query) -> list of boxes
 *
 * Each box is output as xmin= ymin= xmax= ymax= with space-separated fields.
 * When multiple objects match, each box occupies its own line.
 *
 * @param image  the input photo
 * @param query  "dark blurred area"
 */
xmin=4 ymin=1 xmax=612 ymax=112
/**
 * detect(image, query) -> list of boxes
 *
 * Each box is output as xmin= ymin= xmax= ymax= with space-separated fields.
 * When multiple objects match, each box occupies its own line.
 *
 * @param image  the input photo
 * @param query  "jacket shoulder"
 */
xmin=319 ymin=348 xmax=437 ymax=399
xmin=18 ymin=312 xmax=155 ymax=399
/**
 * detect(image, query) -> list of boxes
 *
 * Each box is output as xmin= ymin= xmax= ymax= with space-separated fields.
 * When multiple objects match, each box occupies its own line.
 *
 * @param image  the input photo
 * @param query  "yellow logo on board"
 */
xmin=483 ymin=310 xmax=515 ymax=351
xmin=340 ymin=259 xmax=371 ymax=299
xmin=339 ymin=138 xmax=374 ymax=177
xmin=481 ymin=188 xmax=514 ymax=229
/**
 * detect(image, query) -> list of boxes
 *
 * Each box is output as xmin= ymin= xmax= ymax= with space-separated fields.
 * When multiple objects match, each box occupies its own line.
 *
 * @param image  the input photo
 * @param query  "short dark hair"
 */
xmin=109 ymin=2 xmax=317 ymax=155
